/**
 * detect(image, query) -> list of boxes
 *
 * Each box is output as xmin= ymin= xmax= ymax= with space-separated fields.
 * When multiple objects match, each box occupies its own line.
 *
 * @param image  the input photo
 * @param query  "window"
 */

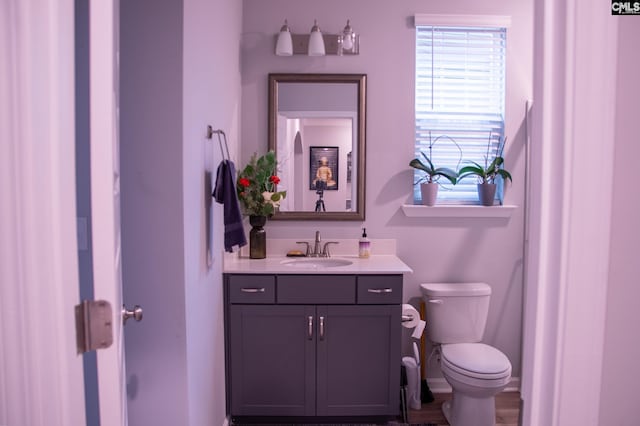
xmin=414 ymin=21 xmax=507 ymax=204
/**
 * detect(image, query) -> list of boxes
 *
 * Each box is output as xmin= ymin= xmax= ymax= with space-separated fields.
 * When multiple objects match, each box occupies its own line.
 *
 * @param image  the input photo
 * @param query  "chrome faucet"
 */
xmin=296 ymin=231 xmax=338 ymax=257
xmin=313 ymin=231 xmax=322 ymax=257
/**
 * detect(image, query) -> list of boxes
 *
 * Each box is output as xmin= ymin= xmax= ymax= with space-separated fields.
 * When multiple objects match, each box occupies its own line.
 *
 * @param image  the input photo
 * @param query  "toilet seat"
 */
xmin=441 ymin=343 xmax=511 ymax=380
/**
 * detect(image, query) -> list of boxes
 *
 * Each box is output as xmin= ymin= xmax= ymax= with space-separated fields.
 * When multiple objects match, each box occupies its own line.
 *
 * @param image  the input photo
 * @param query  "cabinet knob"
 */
xmin=240 ymin=287 xmax=266 ymax=293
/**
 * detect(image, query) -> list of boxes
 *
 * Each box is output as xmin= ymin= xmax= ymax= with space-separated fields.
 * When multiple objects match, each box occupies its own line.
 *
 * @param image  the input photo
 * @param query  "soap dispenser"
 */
xmin=359 ymin=228 xmax=370 ymax=258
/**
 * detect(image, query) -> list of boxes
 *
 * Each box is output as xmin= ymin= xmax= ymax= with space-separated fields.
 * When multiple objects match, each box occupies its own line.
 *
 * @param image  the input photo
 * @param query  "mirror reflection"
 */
xmin=268 ymin=73 xmax=366 ymax=220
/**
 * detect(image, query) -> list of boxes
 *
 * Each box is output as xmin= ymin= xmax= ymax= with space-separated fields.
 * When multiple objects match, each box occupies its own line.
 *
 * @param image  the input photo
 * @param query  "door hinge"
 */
xmin=75 ymin=300 xmax=114 ymax=354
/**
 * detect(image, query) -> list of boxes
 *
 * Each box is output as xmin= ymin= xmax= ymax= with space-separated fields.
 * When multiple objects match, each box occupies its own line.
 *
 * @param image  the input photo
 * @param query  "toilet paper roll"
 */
xmin=401 ymin=304 xmax=426 ymax=339
xmin=411 ymin=319 xmax=426 ymax=339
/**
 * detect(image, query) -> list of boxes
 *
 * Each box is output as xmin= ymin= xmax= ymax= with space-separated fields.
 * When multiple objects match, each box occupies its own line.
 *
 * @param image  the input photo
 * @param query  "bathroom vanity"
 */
xmin=223 ymin=254 xmax=411 ymax=423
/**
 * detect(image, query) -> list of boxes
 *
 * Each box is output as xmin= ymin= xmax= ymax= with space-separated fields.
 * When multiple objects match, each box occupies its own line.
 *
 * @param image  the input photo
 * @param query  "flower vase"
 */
xmin=249 ymin=215 xmax=267 ymax=259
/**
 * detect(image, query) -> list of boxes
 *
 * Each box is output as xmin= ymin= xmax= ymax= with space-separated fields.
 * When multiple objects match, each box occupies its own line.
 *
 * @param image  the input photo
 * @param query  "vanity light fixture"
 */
xmin=275 ymin=20 xmax=293 ymax=56
xmin=274 ymin=19 xmax=360 ymax=56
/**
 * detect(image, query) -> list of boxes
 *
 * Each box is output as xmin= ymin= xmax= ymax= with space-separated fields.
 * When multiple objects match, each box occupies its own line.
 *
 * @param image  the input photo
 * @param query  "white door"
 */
xmin=89 ymin=0 xmax=129 ymax=424
xmin=0 ymin=0 xmax=126 ymax=424
xmin=0 ymin=1 xmax=85 ymax=424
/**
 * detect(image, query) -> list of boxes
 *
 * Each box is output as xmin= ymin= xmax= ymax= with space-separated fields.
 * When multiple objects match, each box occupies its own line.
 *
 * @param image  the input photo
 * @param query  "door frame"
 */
xmin=521 ymin=0 xmax=618 ymax=425
xmin=89 ymin=0 xmax=127 ymax=424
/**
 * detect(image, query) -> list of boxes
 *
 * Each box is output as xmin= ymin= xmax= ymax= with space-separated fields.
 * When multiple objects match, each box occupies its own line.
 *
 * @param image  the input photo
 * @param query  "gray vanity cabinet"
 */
xmin=228 ymin=304 xmax=316 ymax=416
xmin=315 ymin=304 xmax=400 ymax=416
xmin=224 ymin=273 xmax=402 ymax=421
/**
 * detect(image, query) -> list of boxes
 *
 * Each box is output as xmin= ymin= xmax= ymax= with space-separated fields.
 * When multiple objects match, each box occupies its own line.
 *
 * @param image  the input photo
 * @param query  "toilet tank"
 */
xmin=420 ymin=283 xmax=491 ymax=344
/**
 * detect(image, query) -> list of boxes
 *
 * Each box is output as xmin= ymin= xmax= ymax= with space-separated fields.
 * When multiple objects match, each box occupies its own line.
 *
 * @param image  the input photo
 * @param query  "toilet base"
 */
xmin=442 ymin=392 xmax=496 ymax=426
xmin=442 ymin=400 xmax=452 ymax=423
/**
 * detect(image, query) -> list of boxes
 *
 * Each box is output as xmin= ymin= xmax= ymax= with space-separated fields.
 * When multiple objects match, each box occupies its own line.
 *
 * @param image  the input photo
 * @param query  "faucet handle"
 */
xmin=322 ymin=241 xmax=339 ymax=257
xmin=296 ymin=241 xmax=311 ymax=257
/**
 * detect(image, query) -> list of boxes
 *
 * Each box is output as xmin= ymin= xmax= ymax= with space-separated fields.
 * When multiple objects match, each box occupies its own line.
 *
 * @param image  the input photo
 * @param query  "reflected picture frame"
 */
xmin=310 ymin=146 xmax=339 ymax=191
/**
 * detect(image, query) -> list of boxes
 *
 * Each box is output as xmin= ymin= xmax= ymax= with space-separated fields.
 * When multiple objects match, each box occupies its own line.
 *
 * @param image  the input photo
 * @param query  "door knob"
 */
xmin=122 ymin=305 xmax=143 ymax=324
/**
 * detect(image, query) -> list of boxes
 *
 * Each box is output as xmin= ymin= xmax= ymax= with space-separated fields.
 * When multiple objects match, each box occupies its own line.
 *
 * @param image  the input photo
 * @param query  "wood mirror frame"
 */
xmin=268 ymin=73 xmax=366 ymax=221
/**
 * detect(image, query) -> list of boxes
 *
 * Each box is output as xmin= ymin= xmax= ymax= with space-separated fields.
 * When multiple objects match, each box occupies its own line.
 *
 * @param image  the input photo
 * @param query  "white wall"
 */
xmin=241 ymin=0 xmax=533 ymax=379
xmin=120 ymin=0 xmax=239 ymax=424
xmin=599 ymin=18 xmax=640 ymax=424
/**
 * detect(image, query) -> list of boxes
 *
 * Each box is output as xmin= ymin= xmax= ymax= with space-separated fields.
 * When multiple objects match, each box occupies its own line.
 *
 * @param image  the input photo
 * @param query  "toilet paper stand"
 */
xmin=400 ymin=305 xmax=430 ymax=411
xmin=401 ymin=342 xmax=422 ymax=411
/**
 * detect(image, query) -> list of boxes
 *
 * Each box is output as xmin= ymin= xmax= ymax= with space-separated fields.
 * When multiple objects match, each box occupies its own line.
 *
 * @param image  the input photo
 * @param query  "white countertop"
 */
xmin=223 ymin=254 xmax=413 ymax=275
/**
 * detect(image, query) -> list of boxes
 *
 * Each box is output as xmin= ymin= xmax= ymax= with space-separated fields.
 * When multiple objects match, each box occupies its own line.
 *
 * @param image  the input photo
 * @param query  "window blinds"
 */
xmin=414 ymin=25 xmax=506 ymax=203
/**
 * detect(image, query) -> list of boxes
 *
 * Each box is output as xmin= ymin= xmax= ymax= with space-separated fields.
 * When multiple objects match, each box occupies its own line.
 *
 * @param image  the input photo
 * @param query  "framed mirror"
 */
xmin=268 ymin=73 xmax=366 ymax=220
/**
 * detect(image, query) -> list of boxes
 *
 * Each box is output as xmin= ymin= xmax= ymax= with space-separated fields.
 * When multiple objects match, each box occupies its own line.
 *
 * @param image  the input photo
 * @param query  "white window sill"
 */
xmin=401 ymin=204 xmax=517 ymax=218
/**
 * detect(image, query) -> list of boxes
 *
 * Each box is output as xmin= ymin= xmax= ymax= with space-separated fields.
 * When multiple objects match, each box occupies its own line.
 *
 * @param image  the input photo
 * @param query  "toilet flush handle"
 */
xmin=428 ymin=299 xmax=443 ymax=304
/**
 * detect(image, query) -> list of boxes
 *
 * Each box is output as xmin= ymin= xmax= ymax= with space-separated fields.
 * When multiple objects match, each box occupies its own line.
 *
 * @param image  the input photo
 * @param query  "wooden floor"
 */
xmin=408 ymin=392 xmax=521 ymax=426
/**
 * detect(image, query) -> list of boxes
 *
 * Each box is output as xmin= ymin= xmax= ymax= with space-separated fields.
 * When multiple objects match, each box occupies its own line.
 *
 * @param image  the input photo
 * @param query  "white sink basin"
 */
xmin=281 ymin=258 xmax=353 ymax=269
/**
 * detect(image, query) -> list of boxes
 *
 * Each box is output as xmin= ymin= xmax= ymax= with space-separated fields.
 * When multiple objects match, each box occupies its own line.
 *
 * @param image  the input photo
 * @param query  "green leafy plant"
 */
xmin=236 ymin=151 xmax=287 ymax=217
xmin=457 ymin=135 xmax=512 ymax=184
xmin=409 ymin=154 xmax=458 ymax=185
xmin=409 ymin=133 xmax=460 ymax=185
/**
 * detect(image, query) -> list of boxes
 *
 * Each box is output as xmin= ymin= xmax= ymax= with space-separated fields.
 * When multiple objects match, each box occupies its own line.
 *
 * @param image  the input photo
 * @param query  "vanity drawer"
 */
xmin=357 ymin=275 xmax=403 ymax=304
xmin=228 ymin=275 xmax=276 ymax=304
xmin=277 ymin=275 xmax=356 ymax=304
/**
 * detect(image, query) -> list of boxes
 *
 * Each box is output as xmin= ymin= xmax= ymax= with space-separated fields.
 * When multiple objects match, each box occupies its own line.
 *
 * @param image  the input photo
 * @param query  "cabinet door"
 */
xmin=229 ymin=305 xmax=316 ymax=416
xmin=316 ymin=305 xmax=401 ymax=416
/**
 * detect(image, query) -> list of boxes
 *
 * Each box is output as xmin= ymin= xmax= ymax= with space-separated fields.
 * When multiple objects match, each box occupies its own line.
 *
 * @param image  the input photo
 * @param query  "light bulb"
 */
xmin=343 ymin=34 xmax=353 ymax=50
xmin=342 ymin=20 xmax=354 ymax=51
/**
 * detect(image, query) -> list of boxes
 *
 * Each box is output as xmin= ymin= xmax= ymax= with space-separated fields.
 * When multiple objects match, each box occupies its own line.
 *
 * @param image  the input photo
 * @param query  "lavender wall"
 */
xmin=120 ymin=0 xmax=189 ymax=424
xmin=121 ymin=0 xmax=240 ymax=424
xmin=241 ymin=0 xmax=533 ymax=380
xmin=183 ymin=0 xmax=242 ymax=424
xmin=599 ymin=18 xmax=640 ymax=423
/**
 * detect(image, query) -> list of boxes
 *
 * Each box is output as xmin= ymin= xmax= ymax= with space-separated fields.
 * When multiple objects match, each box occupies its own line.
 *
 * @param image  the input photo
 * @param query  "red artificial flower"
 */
xmin=269 ymin=175 xmax=280 ymax=185
xmin=239 ymin=177 xmax=251 ymax=187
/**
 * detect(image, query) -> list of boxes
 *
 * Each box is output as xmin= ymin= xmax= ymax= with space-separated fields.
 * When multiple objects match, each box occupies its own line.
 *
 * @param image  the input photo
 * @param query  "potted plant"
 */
xmin=457 ymin=136 xmax=512 ymax=206
xmin=409 ymin=133 xmax=459 ymax=206
xmin=236 ymin=151 xmax=286 ymax=258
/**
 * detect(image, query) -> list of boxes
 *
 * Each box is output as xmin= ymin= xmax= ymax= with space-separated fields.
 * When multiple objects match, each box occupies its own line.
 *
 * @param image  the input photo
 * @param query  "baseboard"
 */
xmin=426 ymin=377 xmax=521 ymax=394
xmin=505 ymin=377 xmax=521 ymax=392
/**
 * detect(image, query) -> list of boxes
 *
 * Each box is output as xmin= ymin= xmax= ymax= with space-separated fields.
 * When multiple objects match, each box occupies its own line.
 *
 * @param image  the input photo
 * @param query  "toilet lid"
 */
xmin=441 ymin=343 xmax=511 ymax=379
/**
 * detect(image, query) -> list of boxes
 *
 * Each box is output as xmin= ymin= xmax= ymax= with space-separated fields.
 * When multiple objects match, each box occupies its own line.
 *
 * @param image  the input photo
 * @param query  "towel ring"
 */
xmin=206 ymin=125 xmax=230 ymax=161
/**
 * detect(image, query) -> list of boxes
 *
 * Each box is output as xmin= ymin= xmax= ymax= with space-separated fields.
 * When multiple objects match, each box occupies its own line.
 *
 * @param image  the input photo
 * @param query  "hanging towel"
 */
xmin=213 ymin=159 xmax=247 ymax=252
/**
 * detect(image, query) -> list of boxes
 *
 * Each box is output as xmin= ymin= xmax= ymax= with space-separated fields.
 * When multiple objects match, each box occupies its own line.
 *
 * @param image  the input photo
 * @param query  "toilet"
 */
xmin=420 ymin=283 xmax=511 ymax=426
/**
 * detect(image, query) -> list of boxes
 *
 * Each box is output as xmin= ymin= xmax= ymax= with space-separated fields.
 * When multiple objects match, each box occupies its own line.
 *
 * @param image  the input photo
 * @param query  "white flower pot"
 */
xmin=420 ymin=183 xmax=438 ymax=206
